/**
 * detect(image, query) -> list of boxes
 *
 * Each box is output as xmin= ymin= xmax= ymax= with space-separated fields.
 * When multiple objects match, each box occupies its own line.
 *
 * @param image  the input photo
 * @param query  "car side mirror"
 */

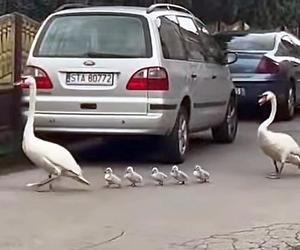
xmin=222 ymin=51 xmax=238 ymax=65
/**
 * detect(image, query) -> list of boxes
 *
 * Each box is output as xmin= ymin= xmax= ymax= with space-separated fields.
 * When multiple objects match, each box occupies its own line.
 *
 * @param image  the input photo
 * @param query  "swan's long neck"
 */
xmin=24 ymin=81 xmax=37 ymax=139
xmin=258 ymin=97 xmax=277 ymax=134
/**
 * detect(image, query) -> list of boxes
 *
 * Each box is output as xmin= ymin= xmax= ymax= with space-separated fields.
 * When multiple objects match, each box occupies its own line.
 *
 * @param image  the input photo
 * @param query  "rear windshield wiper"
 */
xmin=84 ymin=52 xmax=138 ymax=58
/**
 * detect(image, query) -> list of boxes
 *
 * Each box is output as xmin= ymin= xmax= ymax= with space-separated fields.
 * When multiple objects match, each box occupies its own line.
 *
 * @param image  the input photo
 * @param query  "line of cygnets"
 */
xmin=104 ymin=165 xmax=210 ymax=188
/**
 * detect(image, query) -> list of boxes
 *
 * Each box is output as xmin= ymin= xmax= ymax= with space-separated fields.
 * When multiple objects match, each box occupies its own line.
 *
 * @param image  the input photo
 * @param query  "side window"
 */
xmin=290 ymin=36 xmax=300 ymax=58
xmin=276 ymin=42 xmax=286 ymax=56
xmin=195 ymin=20 xmax=224 ymax=64
xmin=177 ymin=16 xmax=205 ymax=62
xmin=157 ymin=15 xmax=186 ymax=60
xmin=276 ymin=36 xmax=297 ymax=57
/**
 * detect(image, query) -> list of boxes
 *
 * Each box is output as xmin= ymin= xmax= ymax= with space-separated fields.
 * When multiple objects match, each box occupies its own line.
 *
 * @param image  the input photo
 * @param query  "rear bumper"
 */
xmin=234 ymin=80 xmax=287 ymax=106
xmin=25 ymin=111 xmax=177 ymax=136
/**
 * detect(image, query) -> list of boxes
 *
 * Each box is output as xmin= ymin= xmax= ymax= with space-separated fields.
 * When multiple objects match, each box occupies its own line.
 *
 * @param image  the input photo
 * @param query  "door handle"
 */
xmin=191 ymin=73 xmax=197 ymax=79
xmin=212 ymin=75 xmax=217 ymax=79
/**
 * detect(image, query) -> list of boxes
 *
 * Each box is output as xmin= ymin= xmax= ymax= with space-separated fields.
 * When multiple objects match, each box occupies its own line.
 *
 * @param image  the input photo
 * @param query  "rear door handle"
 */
xmin=191 ymin=74 xmax=197 ymax=79
xmin=212 ymin=75 xmax=217 ymax=79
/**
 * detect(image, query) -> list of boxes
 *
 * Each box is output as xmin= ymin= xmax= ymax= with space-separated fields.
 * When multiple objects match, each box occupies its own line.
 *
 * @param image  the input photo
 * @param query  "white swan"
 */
xmin=104 ymin=167 xmax=122 ymax=188
xmin=124 ymin=166 xmax=143 ymax=187
xmin=170 ymin=165 xmax=189 ymax=184
xmin=193 ymin=165 xmax=210 ymax=183
xmin=151 ymin=167 xmax=168 ymax=186
xmin=18 ymin=76 xmax=90 ymax=190
xmin=258 ymin=91 xmax=300 ymax=179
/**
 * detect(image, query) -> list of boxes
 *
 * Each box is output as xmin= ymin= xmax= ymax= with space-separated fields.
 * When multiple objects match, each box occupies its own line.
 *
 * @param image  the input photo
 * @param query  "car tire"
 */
xmin=212 ymin=94 xmax=238 ymax=143
xmin=278 ymin=86 xmax=295 ymax=121
xmin=161 ymin=107 xmax=189 ymax=164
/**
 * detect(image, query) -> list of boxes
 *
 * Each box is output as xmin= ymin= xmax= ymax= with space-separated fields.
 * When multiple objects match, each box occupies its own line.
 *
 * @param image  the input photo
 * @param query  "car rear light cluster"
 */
xmin=256 ymin=57 xmax=280 ymax=74
xmin=126 ymin=67 xmax=169 ymax=91
xmin=21 ymin=66 xmax=53 ymax=89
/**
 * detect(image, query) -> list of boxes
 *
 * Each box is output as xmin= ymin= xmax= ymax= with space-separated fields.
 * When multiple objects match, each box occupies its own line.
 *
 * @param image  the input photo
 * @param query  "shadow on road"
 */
xmin=2 ymin=108 xmax=299 ymax=174
xmin=0 ymin=133 xmax=214 ymax=174
xmin=67 ymin=133 xmax=214 ymax=166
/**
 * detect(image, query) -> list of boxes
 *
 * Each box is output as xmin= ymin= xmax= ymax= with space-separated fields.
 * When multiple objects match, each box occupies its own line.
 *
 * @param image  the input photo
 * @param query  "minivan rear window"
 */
xmin=215 ymin=33 xmax=276 ymax=51
xmin=34 ymin=14 xmax=152 ymax=58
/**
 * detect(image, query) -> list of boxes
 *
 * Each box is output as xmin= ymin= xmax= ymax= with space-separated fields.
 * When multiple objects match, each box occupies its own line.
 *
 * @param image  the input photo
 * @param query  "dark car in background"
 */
xmin=214 ymin=31 xmax=300 ymax=120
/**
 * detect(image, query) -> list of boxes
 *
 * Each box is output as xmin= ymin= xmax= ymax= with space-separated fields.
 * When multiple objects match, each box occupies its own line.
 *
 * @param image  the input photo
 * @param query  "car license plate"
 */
xmin=66 ymin=73 xmax=113 ymax=86
xmin=235 ymin=87 xmax=246 ymax=96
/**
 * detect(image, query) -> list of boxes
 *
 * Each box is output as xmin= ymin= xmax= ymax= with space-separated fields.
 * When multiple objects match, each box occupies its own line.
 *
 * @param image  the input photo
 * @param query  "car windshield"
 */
xmin=215 ymin=33 xmax=276 ymax=51
xmin=34 ymin=14 xmax=151 ymax=58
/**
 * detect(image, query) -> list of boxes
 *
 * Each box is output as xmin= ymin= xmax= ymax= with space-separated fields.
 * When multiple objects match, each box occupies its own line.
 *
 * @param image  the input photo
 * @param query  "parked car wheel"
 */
xmin=212 ymin=95 xmax=238 ymax=143
xmin=278 ymin=86 xmax=295 ymax=121
xmin=162 ymin=107 xmax=189 ymax=164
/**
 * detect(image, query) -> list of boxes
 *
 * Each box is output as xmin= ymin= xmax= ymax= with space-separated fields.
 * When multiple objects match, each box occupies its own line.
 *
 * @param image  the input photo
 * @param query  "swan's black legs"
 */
xmin=27 ymin=175 xmax=59 ymax=191
xmin=37 ymin=175 xmax=58 ymax=187
xmin=49 ymin=174 xmax=53 ymax=191
xmin=267 ymin=161 xmax=283 ymax=179
xmin=273 ymin=160 xmax=279 ymax=173
xmin=279 ymin=162 xmax=285 ymax=175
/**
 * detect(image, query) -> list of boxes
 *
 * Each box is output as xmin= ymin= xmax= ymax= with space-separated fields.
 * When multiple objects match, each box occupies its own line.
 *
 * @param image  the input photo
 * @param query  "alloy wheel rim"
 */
xmin=178 ymin=116 xmax=188 ymax=155
xmin=288 ymin=88 xmax=295 ymax=117
xmin=227 ymin=101 xmax=237 ymax=137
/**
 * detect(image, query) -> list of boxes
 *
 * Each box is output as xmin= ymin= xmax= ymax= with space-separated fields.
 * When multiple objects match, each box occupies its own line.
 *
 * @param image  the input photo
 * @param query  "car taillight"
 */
xmin=21 ymin=66 xmax=53 ymax=89
xmin=256 ymin=57 xmax=280 ymax=74
xmin=126 ymin=67 xmax=169 ymax=91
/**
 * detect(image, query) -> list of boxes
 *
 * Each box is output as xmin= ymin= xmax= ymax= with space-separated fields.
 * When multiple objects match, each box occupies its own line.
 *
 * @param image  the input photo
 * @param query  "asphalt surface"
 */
xmin=1 ymin=113 xmax=300 ymax=250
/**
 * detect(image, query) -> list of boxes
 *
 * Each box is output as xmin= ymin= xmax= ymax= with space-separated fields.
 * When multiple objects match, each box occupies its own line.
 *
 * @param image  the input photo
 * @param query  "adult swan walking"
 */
xmin=258 ymin=91 xmax=300 ymax=179
xmin=17 ymin=76 xmax=90 ymax=190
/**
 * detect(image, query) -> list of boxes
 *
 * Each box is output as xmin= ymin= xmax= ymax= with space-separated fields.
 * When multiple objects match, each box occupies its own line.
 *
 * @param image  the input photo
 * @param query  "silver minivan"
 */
xmin=22 ymin=3 xmax=238 ymax=163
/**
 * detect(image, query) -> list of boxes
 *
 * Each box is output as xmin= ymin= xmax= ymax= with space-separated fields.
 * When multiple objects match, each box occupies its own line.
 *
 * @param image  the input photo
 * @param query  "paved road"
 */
xmin=1 ymin=114 xmax=300 ymax=250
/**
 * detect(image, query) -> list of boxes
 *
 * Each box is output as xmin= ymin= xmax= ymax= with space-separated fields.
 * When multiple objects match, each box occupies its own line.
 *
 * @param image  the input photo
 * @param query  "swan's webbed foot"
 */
xmin=268 ymin=171 xmax=278 ymax=176
xmin=26 ymin=183 xmax=47 ymax=192
xmin=26 ymin=174 xmax=59 ymax=191
xmin=266 ymin=172 xmax=280 ymax=179
xmin=26 ymin=182 xmax=40 ymax=187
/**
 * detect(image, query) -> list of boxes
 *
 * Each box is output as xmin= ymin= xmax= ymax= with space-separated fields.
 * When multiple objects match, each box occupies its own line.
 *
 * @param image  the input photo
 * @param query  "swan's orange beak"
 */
xmin=258 ymin=94 xmax=268 ymax=106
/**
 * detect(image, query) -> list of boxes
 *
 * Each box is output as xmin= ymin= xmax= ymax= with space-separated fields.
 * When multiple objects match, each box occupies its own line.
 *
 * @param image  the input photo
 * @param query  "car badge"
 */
xmin=83 ymin=60 xmax=95 ymax=66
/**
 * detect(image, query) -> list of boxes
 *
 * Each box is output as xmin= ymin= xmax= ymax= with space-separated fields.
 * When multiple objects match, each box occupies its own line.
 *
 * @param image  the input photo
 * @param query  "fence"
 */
xmin=0 ymin=12 xmax=39 ymax=157
xmin=0 ymin=12 xmax=39 ymax=85
xmin=0 ymin=14 xmax=13 ymax=86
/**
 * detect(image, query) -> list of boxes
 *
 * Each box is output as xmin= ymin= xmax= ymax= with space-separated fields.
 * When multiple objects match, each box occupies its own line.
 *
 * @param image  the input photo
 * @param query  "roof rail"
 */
xmin=195 ymin=17 xmax=206 ymax=28
xmin=146 ymin=3 xmax=193 ymax=15
xmin=55 ymin=3 xmax=89 ymax=12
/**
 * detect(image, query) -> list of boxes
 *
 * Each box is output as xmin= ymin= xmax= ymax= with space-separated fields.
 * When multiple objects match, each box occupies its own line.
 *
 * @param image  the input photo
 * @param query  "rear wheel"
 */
xmin=278 ymin=86 xmax=295 ymax=121
xmin=161 ymin=107 xmax=189 ymax=164
xmin=212 ymin=94 xmax=238 ymax=143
